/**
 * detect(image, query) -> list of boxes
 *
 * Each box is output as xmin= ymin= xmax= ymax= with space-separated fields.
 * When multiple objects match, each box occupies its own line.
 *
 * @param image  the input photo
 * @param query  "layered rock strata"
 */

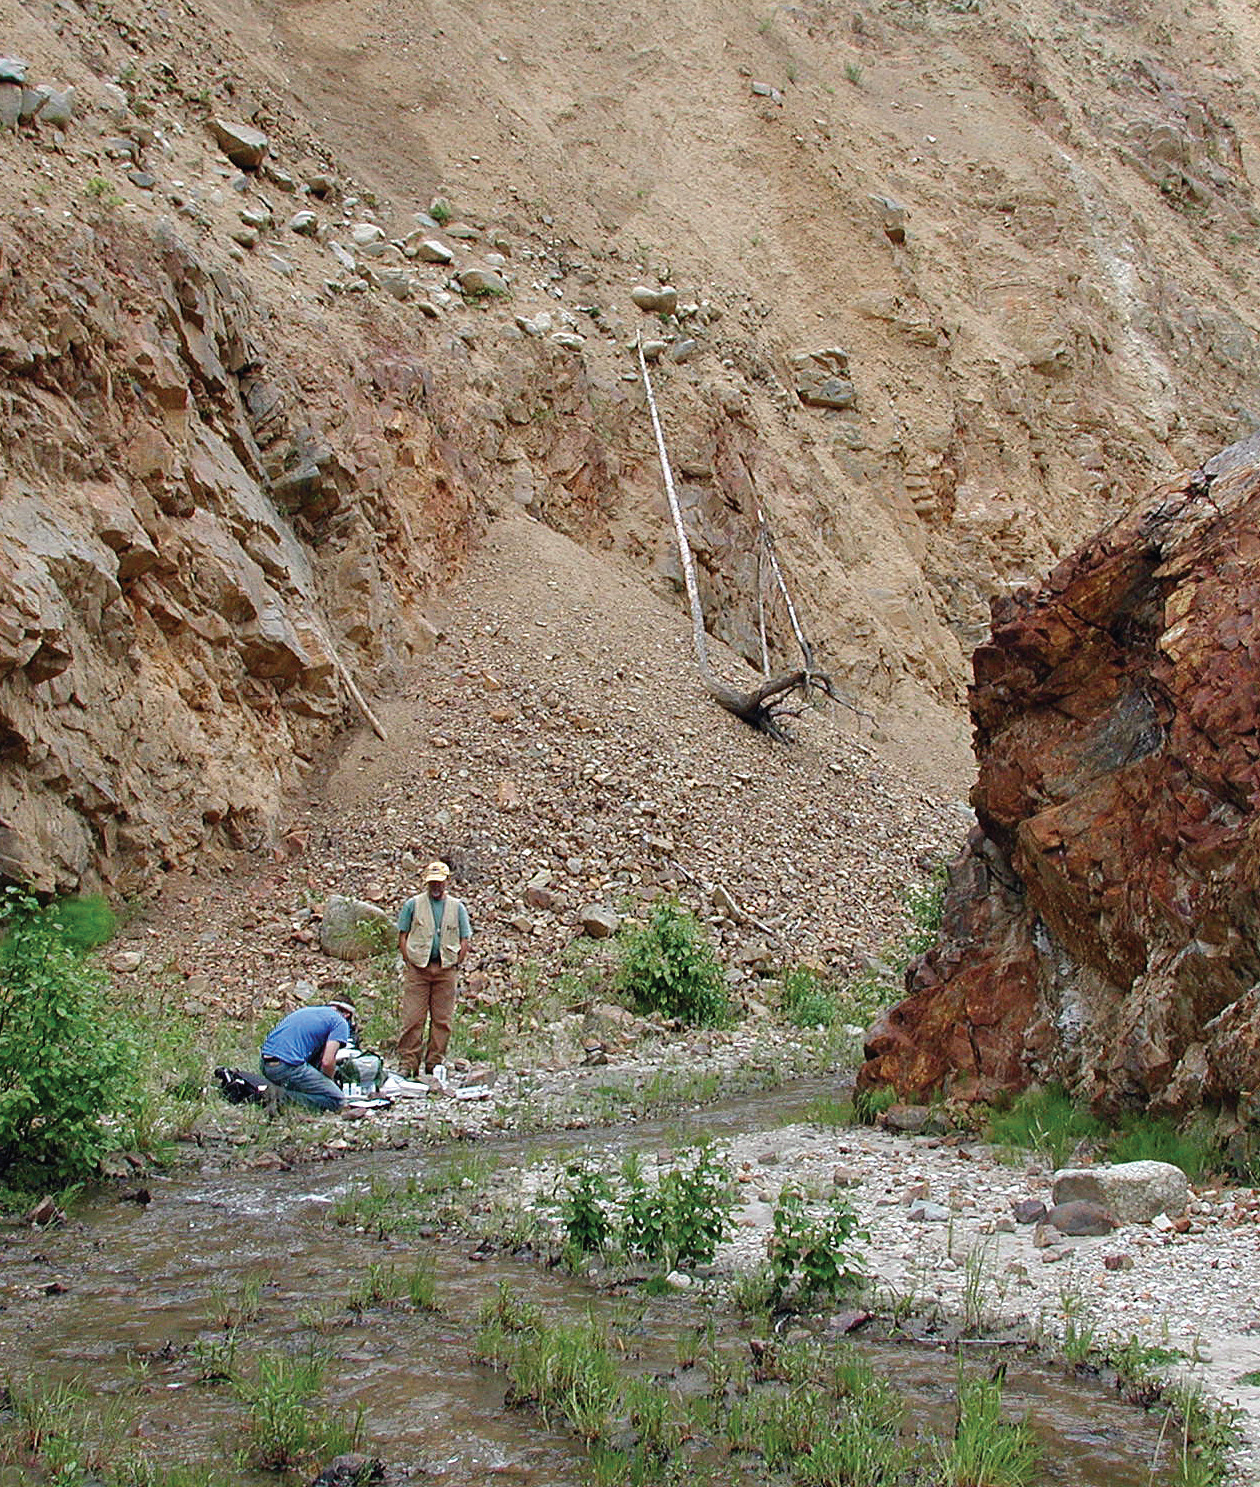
xmin=0 ymin=218 xmax=476 ymax=892
xmin=861 ymin=434 xmax=1260 ymax=1114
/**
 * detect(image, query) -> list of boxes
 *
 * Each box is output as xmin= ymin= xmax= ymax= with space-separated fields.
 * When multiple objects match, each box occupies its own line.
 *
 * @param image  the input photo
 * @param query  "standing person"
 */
xmin=396 ymin=861 xmax=471 ymax=1077
xmin=259 ymin=999 xmax=364 ymax=1117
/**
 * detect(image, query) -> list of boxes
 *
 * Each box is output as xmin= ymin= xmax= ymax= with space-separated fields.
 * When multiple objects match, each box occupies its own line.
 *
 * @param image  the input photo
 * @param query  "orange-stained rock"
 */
xmin=862 ymin=433 xmax=1260 ymax=1116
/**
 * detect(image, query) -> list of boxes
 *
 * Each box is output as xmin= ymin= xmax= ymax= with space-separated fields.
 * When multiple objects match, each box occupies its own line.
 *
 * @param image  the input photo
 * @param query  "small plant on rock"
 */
xmin=616 ymin=901 xmax=730 ymax=1027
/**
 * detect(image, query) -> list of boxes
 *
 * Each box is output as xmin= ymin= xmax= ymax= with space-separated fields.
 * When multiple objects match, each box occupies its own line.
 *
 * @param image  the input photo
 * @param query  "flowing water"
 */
xmin=0 ymin=1083 xmax=1181 ymax=1485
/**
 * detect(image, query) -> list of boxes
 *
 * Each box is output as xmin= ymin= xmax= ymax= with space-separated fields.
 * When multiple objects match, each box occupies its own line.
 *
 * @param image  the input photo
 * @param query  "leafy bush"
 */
xmin=629 ymin=1145 xmax=733 ymax=1268
xmin=559 ymin=1146 xmax=734 ymax=1271
xmin=0 ymin=889 xmax=133 ymax=1188
xmin=889 ymin=865 xmax=948 ymax=969
xmin=559 ymin=1163 xmax=614 ymax=1254
xmin=767 ymin=1185 xmax=867 ymax=1304
xmin=616 ymin=902 xmax=730 ymax=1027
xmin=779 ymin=966 xmax=839 ymax=1028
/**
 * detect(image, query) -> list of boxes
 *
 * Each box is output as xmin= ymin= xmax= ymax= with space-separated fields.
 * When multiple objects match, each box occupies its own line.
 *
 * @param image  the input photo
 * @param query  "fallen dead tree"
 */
xmin=637 ymin=337 xmax=850 ymax=741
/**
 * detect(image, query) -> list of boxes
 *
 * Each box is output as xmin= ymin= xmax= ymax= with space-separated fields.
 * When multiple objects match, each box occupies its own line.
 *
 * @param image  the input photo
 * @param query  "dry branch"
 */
xmin=638 ymin=337 xmax=835 ymax=740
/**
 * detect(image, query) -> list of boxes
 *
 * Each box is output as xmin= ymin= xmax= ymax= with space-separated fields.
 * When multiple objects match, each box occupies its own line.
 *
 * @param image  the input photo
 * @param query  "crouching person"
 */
xmin=259 ymin=999 xmax=363 ymax=1118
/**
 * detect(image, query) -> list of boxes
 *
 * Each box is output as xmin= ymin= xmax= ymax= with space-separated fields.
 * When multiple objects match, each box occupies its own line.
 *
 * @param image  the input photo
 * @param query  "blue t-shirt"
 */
xmin=262 ymin=1006 xmax=351 ymax=1065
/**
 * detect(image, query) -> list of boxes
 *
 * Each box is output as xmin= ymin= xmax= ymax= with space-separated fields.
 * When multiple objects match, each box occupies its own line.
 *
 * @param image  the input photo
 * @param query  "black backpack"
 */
xmin=214 ymin=1066 xmax=272 ymax=1106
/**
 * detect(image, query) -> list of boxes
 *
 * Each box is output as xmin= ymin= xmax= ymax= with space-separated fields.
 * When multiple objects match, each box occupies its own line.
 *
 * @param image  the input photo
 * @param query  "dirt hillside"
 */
xmin=129 ymin=513 xmax=965 ymax=1025
xmin=2 ymin=0 xmax=1260 ymax=908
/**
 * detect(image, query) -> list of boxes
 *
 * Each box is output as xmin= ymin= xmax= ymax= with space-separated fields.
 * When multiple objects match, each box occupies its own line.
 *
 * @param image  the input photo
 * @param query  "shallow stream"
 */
xmin=0 ymin=1082 xmax=1182 ymax=1484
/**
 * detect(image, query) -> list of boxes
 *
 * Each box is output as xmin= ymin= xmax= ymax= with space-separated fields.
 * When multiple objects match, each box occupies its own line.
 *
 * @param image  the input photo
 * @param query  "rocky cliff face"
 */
xmin=0 ymin=214 xmax=483 ymax=891
xmin=861 ymin=434 xmax=1260 ymax=1114
xmin=6 ymin=0 xmax=1260 ymax=895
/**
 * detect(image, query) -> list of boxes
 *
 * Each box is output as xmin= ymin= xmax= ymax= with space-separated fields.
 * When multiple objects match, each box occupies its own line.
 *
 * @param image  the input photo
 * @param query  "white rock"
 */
xmin=1052 ymin=1162 xmax=1189 ymax=1224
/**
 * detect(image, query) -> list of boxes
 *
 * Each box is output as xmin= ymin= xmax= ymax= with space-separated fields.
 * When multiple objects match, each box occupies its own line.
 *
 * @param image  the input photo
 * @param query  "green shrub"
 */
xmin=0 ymin=889 xmax=134 ymax=1188
xmin=560 ymin=1146 xmax=735 ymax=1271
xmin=627 ymin=1144 xmax=733 ymax=1268
xmin=888 ymin=865 xmax=948 ymax=970
xmin=616 ymin=902 xmax=730 ymax=1027
xmin=559 ymin=1163 xmax=614 ymax=1254
xmin=779 ymin=966 xmax=839 ymax=1028
xmin=767 ymin=1185 xmax=867 ymax=1304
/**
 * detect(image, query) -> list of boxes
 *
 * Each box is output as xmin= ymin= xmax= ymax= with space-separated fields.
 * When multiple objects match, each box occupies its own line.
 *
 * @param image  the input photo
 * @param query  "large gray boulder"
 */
xmin=320 ymin=894 xmax=393 ymax=961
xmin=458 ymin=267 xmax=509 ymax=297
xmin=1051 ymin=1161 xmax=1189 ymax=1224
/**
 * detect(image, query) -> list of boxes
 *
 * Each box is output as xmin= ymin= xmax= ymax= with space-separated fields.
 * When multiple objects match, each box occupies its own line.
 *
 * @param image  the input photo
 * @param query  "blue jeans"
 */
xmin=260 ymin=1056 xmax=344 ymax=1111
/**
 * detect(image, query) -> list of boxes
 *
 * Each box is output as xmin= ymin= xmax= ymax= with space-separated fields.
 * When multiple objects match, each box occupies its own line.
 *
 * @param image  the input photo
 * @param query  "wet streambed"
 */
xmin=0 ymin=1083 xmax=1182 ymax=1484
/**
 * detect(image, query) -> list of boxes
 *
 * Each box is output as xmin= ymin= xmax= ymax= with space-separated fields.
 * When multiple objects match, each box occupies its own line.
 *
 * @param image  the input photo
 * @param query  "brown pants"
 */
xmin=399 ymin=960 xmax=458 ymax=1074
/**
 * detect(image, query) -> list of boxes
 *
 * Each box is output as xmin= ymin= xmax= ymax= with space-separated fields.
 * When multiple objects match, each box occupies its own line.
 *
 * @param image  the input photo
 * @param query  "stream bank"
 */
xmin=3 ymin=1074 xmax=1257 ymax=1485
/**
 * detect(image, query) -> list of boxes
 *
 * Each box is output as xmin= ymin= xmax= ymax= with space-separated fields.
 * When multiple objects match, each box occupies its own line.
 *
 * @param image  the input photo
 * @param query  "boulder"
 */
xmin=878 ymin=1103 xmax=929 ymax=1134
xmin=32 ymin=86 xmax=74 ymax=128
xmin=1044 ymin=1200 xmax=1117 ymax=1236
xmin=583 ymin=1001 xmax=638 ymax=1040
xmin=458 ymin=268 xmax=509 ymax=297
xmin=209 ymin=117 xmax=269 ymax=169
xmin=580 ymin=904 xmax=619 ymax=939
xmin=869 ymin=192 xmax=908 ymax=243
xmin=788 ymin=348 xmax=856 ymax=409
xmin=859 ymin=433 xmax=1260 ymax=1115
xmin=310 ymin=1455 xmax=384 ymax=1487
xmin=907 ymin=1199 xmax=950 ymax=1223
xmin=319 ymin=895 xmax=393 ymax=961
xmin=1051 ymin=1162 xmax=1188 ymax=1224
xmin=630 ymin=284 xmax=678 ymax=315
xmin=412 ymin=238 xmax=454 ymax=264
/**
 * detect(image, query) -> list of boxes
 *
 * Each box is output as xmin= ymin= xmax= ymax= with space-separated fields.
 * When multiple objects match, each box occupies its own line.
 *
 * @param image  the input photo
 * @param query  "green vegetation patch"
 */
xmin=616 ymin=901 xmax=731 ymax=1028
xmin=0 ymin=890 xmax=134 ymax=1189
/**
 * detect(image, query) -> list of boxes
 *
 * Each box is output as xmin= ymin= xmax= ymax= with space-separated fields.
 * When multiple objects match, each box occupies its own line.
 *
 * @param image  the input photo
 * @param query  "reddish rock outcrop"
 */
xmin=862 ymin=434 xmax=1260 ymax=1114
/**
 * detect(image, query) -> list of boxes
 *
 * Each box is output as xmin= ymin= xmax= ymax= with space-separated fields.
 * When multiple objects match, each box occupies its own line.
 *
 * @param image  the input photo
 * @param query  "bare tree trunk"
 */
xmin=757 ymin=504 xmax=815 ymax=675
xmin=756 ymin=523 xmax=771 ymax=677
xmin=638 ymin=338 xmax=833 ymax=740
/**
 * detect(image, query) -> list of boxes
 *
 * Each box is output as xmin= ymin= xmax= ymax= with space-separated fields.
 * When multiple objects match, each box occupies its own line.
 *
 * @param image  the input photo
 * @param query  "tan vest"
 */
xmin=405 ymin=893 xmax=465 ymax=969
